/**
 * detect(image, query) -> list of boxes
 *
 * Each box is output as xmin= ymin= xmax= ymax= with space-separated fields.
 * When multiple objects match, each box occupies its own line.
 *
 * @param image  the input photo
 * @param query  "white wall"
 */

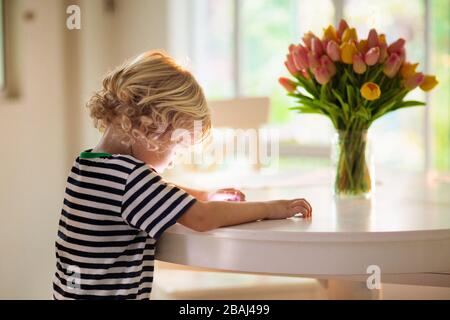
xmin=0 ymin=0 xmax=169 ymax=299
xmin=75 ymin=0 xmax=169 ymax=151
xmin=0 ymin=0 xmax=67 ymax=299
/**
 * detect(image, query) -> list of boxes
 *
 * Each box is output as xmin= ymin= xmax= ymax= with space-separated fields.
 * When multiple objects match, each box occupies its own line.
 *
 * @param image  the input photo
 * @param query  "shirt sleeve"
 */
xmin=121 ymin=163 xmax=197 ymax=240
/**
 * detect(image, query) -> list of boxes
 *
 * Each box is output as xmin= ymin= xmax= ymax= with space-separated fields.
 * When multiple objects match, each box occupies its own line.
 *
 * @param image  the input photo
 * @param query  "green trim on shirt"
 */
xmin=79 ymin=150 xmax=112 ymax=159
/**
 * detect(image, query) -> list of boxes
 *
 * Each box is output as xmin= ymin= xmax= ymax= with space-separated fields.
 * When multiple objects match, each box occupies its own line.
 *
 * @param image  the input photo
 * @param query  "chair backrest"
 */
xmin=208 ymin=96 xmax=270 ymax=129
xmin=205 ymin=97 xmax=271 ymax=171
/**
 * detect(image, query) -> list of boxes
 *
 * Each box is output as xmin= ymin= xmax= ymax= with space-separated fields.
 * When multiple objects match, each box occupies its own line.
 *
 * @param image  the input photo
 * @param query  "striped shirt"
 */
xmin=53 ymin=150 xmax=196 ymax=300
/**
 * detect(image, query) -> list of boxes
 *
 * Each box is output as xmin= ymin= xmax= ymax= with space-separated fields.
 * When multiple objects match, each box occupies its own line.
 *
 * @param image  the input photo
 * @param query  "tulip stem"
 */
xmin=334 ymin=129 xmax=372 ymax=198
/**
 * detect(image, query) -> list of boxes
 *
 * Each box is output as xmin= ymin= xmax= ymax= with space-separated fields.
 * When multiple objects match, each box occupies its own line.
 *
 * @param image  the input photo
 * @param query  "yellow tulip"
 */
xmin=419 ymin=75 xmax=438 ymax=91
xmin=323 ymin=25 xmax=338 ymax=42
xmin=342 ymin=28 xmax=358 ymax=43
xmin=378 ymin=34 xmax=387 ymax=45
xmin=340 ymin=41 xmax=358 ymax=64
xmin=357 ymin=39 xmax=369 ymax=54
xmin=400 ymin=62 xmax=419 ymax=79
xmin=360 ymin=82 xmax=381 ymax=101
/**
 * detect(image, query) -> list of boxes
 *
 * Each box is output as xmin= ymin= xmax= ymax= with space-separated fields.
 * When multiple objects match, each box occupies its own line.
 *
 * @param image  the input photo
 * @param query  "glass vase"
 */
xmin=331 ymin=129 xmax=375 ymax=199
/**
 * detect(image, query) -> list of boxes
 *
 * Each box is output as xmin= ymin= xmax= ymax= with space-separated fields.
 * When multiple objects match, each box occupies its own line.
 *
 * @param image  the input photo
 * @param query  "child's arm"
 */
xmin=174 ymin=185 xmax=208 ymax=200
xmin=177 ymin=199 xmax=312 ymax=232
xmin=175 ymin=184 xmax=246 ymax=201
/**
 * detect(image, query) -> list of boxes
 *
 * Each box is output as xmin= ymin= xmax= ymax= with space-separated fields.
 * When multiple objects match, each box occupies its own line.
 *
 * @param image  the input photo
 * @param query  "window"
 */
xmin=430 ymin=0 xmax=450 ymax=172
xmin=344 ymin=0 xmax=426 ymax=170
xmin=169 ymin=0 xmax=450 ymax=173
xmin=239 ymin=0 xmax=335 ymax=147
xmin=191 ymin=0 xmax=235 ymax=99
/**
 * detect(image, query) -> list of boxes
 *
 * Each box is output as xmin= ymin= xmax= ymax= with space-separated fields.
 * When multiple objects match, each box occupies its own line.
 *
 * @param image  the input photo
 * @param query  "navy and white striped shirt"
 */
xmin=53 ymin=150 xmax=196 ymax=300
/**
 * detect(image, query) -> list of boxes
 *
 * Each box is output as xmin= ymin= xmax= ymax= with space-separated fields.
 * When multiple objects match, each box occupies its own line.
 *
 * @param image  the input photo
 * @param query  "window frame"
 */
xmin=175 ymin=0 xmax=435 ymax=171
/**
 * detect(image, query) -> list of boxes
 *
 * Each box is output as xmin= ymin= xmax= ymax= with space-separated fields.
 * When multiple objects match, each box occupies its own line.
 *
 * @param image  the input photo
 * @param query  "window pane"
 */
xmin=191 ymin=0 xmax=234 ymax=99
xmin=344 ymin=0 xmax=426 ymax=170
xmin=431 ymin=0 xmax=450 ymax=172
xmin=241 ymin=0 xmax=335 ymax=145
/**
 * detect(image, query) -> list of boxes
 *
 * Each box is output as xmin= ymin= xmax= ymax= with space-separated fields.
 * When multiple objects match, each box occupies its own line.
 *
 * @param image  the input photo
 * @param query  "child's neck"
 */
xmin=92 ymin=127 xmax=132 ymax=156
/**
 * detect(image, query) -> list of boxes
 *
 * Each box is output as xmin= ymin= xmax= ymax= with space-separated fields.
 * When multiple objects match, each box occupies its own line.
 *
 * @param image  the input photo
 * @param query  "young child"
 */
xmin=53 ymin=51 xmax=312 ymax=300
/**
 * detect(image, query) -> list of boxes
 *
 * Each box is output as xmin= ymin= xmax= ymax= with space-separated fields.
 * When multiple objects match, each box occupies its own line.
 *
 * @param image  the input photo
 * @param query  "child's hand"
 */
xmin=265 ymin=198 xmax=312 ymax=219
xmin=207 ymin=188 xmax=246 ymax=202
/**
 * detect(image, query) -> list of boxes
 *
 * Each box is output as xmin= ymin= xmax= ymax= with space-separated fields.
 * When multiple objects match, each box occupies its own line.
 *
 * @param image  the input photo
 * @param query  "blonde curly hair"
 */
xmin=87 ymin=50 xmax=211 ymax=151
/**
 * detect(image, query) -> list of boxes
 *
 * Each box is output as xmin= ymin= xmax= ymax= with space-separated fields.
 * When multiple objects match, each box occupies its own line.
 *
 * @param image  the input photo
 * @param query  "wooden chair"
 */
xmin=207 ymin=96 xmax=271 ymax=171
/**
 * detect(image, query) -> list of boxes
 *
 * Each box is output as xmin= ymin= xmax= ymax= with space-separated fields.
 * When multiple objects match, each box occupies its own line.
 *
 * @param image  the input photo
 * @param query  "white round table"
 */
xmin=156 ymin=168 xmax=450 ymax=298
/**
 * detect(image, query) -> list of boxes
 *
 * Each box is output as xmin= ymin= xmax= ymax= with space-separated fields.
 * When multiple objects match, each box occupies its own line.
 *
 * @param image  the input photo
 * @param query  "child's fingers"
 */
xmin=290 ymin=199 xmax=310 ymax=210
xmin=291 ymin=199 xmax=312 ymax=217
xmin=293 ymin=198 xmax=312 ymax=215
xmin=220 ymin=189 xmax=246 ymax=201
xmin=298 ymin=198 xmax=312 ymax=213
xmin=236 ymin=191 xmax=246 ymax=201
xmin=292 ymin=205 xmax=308 ymax=215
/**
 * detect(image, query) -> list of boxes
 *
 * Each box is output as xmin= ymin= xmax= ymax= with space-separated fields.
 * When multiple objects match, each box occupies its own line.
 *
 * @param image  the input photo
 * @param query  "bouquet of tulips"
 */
xmin=279 ymin=19 xmax=438 ymax=197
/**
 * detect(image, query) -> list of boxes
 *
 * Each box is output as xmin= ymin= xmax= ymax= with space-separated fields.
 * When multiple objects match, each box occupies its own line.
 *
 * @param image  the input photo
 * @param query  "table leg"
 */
xmin=325 ymin=279 xmax=381 ymax=300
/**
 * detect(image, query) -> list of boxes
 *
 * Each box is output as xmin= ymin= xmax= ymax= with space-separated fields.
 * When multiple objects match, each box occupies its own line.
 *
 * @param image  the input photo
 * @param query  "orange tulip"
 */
xmin=357 ymin=39 xmax=369 ymax=55
xmin=378 ymin=34 xmax=387 ymax=45
xmin=340 ymin=41 xmax=358 ymax=64
xmin=419 ymin=75 xmax=438 ymax=91
xmin=404 ymin=73 xmax=425 ymax=90
xmin=400 ymin=62 xmax=419 ymax=79
xmin=279 ymin=77 xmax=297 ymax=93
xmin=342 ymin=28 xmax=358 ymax=43
xmin=323 ymin=25 xmax=338 ymax=42
xmin=360 ymin=82 xmax=381 ymax=101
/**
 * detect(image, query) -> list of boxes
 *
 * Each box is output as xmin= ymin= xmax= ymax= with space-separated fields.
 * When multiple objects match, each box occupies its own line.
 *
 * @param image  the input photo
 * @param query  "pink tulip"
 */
xmin=322 ymin=39 xmax=330 ymax=53
xmin=302 ymin=32 xmax=315 ymax=49
xmin=307 ymin=51 xmax=320 ymax=69
xmin=320 ymin=55 xmax=336 ymax=77
xmin=404 ymin=72 xmax=425 ymax=90
xmin=279 ymin=77 xmax=297 ymax=93
xmin=364 ymin=47 xmax=380 ymax=66
xmin=398 ymin=47 xmax=406 ymax=63
xmin=326 ymin=40 xmax=340 ymax=61
xmin=379 ymin=43 xmax=388 ymax=63
xmin=301 ymin=69 xmax=310 ymax=79
xmin=313 ymin=65 xmax=331 ymax=85
xmin=312 ymin=38 xmax=324 ymax=56
xmin=367 ymin=29 xmax=379 ymax=48
xmin=285 ymin=54 xmax=300 ymax=77
xmin=388 ymin=38 xmax=406 ymax=54
xmin=288 ymin=44 xmax=296 ymax=53
xmin=285 ymin=61 xmax=298 ymax=77
xmin=337 ymin=19 xmax=349 ymax=40
xmin=383 ymin=53 xmax=402 ymax=78
xmin=292 ymin=45 xmax=310 ymax=70
xmin=353 ymin=54 xmax=367 ymax=74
